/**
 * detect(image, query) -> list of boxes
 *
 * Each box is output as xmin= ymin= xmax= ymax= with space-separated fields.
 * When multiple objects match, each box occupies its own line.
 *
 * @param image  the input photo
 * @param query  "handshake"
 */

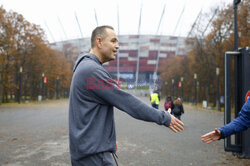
xmin=167 ymin=94 xmax=250 ymax=144
xmin=166 ymin=109 xmax=232 ymax=144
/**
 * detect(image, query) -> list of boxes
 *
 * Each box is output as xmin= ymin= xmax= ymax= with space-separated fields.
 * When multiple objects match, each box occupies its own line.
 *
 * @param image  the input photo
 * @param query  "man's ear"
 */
xmin=96 ymin=37 xmax=102 ymax=48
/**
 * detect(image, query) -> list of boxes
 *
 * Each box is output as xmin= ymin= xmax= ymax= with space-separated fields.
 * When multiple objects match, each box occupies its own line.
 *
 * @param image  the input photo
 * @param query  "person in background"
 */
xmin=164 ymin=96 xmax=174 ymax=111
xmin=171 ymin=98 xmax=184 ymax=120
xmin=201 ymin=93 xmax=250 ymax=144
xmin=150 ymin=90 xmax=160 ymax=109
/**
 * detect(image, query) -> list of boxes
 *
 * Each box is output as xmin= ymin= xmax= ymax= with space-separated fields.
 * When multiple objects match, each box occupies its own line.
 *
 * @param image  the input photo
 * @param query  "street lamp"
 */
xmin=181 ymin=77 xmax=184 ymax=102
xmin=194 ymin=73 xmax=197 ymax=106
xmin=216 ymin=67 xmax=220 ymax=111
xmin=233 ymin=2 xmax=241 ymax=148
xmin=18 ymin=67 xmax=23 ymax=104
xmin=197 ymin=81 xmax=199 ymax=103
xmin=56 ymin=76 xmax=59 ymax=99
xmin=164 ymin=81 xmax=168 ymax=96
xmin=42 ymin=73 xmax=45 ymax=100
xmin=172 ymin=79 xmax=175 ymax=99
xmin=234 ymin=0 xmax=241 ymax=51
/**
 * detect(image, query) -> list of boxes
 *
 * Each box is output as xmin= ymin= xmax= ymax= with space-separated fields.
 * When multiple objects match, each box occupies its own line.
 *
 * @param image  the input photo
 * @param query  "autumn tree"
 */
xmin=0 ymin=6 xmax=73 ymax=103
xmin=159 ymin=0 xmax=249 ymax=106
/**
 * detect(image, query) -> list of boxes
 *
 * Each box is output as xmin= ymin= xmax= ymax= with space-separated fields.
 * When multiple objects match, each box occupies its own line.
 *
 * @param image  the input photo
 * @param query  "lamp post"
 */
xmin=197 ymin=81 xmax=199 ymax=103
xmin=194 ymin=73 xmax=197 ymax=106
xmin=172 ymin=79 xmax=175 ymax=99
xmin=42 ymin=73 xmax=44 ymax=100
xmin=234 ymin=0 xmax=241 ymax=51
xmin=233 ymin=0 xmax=241 ymax=148
xmin=56 ymin=76 xmax=59 ymax=99
xmin=18 ymin=67 xmax=23 ymax=104
xmin=165 ymin=81 xmax=168 ymax=97
xmin=216 ymin=67 xmax=220 ymax=111
xmin=181 ymin=77 xmax=184 ymax=102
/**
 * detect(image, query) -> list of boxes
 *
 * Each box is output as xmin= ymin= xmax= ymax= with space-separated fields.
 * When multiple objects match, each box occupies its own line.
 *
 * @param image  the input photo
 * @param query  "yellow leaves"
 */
xmin=0 ymin=6 xmax=73 ymax=102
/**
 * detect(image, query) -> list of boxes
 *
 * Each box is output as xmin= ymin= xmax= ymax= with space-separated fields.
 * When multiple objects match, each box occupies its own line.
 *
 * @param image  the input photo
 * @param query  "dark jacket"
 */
xmin=171 ymin=104 xmax=184 ymax=116
xmin=69 ymin=53 xmax=171 ymax=160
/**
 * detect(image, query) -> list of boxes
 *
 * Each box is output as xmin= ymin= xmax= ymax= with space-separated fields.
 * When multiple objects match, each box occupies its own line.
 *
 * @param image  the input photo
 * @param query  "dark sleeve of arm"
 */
xmin=218 ymin=98 xmax=250 ymax=138
xmin=88 ymin=68 xmax=172 ymax=127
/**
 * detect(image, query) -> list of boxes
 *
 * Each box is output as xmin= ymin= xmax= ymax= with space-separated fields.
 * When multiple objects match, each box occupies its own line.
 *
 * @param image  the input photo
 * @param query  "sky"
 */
xmin=0 ymin=0 xmax=231 ymax=43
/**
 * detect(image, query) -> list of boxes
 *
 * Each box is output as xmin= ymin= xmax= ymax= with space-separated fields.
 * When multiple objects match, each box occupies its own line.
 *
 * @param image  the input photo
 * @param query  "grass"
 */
xmin=184 ymin=101 xmax=237 ymax=113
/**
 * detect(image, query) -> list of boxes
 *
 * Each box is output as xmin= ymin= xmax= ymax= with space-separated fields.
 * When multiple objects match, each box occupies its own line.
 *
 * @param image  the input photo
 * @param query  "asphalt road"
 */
xmin=0 ymin=97 xmax=249 ymax=166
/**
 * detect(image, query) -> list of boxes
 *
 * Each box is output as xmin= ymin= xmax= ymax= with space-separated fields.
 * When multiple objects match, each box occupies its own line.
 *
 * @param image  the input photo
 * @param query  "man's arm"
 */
xmin=201 ymin=128 xmax=221 ymax=144
xmin=88 ymin=68 xmax=184 ymax=133
xmin=201 ymin=98 xmax=250 ymax=143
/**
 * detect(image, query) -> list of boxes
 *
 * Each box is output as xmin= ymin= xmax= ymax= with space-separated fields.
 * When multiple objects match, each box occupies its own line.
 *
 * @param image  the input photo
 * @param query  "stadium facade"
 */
xmin=50 ymin=35 xmax=189 ymax=88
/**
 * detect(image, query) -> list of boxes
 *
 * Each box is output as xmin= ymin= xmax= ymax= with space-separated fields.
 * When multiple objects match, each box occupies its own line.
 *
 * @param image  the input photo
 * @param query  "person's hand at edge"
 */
xmin=168 ymin=115 xmax=184 ymax=133
xmin=201 ymin=128 xmax=221 ymax=144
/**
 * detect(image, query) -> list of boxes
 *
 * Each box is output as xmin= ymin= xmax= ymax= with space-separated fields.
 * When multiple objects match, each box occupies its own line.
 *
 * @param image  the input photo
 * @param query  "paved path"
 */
xmin=0 ymin=98 xmax=249 ymax=166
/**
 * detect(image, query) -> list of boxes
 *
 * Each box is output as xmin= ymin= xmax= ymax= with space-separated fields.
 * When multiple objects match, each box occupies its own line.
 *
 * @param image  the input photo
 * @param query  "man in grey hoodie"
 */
xmin=69 ymin=25 xmax=184 ymax=166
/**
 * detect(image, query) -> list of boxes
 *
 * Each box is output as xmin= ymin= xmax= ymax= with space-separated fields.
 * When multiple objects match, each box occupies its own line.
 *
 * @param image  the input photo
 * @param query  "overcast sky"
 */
xmin=0 ymin=0 xmax=231 ymax=43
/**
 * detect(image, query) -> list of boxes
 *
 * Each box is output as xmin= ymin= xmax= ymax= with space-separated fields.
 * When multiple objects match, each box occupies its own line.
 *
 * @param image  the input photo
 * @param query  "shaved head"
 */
xmin=91 ymin=25 xmax=114 ymax=48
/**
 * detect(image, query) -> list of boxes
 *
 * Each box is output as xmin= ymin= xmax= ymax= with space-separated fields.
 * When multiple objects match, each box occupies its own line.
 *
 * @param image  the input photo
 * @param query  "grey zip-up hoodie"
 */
xmin=69 ymin=53 xmax=171 ymax=161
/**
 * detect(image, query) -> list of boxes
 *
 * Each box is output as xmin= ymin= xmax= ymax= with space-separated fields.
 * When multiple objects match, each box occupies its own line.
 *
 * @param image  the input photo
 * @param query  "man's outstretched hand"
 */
xmin=168 ymin=115 xmax=184 ymax=133
xmin=201 ymin=128 xmax=221 ymax=144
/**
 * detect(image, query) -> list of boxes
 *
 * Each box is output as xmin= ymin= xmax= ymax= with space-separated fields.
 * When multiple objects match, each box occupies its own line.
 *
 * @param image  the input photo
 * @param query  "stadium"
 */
xmin=50 ymin=34 xmax=189 ymax=88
